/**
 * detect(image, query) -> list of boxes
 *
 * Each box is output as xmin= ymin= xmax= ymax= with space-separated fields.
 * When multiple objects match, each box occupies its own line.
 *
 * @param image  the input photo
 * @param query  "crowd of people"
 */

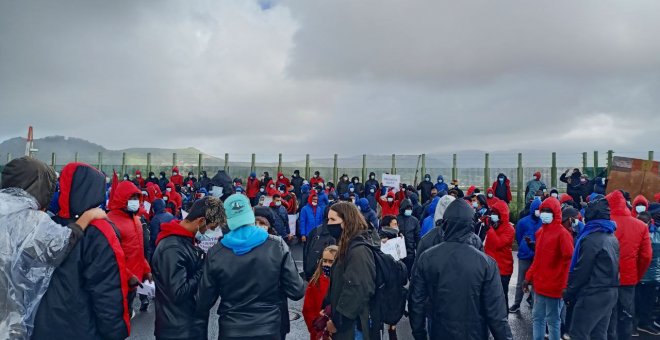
xmin=2 ymin=157 xmax=660 ymax=340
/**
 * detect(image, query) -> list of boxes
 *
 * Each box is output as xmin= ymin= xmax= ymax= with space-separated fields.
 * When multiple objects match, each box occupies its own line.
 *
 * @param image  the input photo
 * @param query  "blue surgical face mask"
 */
xmin=490 ymin=215 xmax=500 ymax=223
xmin=425 ymin=177 xmax=430 ymax=182
xmin=404 ymin=210 xmax=413 ymax=217
xmin=498 ymin=178 xmax=504 ymax=183
xmin=540 ymin=212 xmax=553 ymax=224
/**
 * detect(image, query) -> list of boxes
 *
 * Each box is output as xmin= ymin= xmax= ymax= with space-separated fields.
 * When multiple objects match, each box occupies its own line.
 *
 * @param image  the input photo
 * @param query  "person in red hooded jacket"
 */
xmin=170 ymin=167 xmax=184 ymax=187
xmin=484 ymin=200 xmax=515 ymax=311
xmin=246 ymin=172 xmax=261 ymax=206
xmin=310 ymin=171 xmax=324 ymax=188
xmin=165 ymin=182 xmax=182 ymax=211
xmin=276 ymin=172 xmax=291 ymax=188
xmin=486 ymin=188 xmax=502 ymax=207
xmin=492 ymin=173 xmax=512 ymax=204
xmin=523 ymin=197 xmax=574 ymax=340
xmin=605 ymin=190 xmax=652 ymax=340
xmin=302 ymin=245 xmax=338 ymax=340
xmin=107 ymin=181 xmax=152 ymax=316
xmin=379 ymin=189 xmax=402 ymax=217
xmin=132 ymin=170 xmax=145 ymax=189
xmin=632 ymin=194 xmax=650 ymax=218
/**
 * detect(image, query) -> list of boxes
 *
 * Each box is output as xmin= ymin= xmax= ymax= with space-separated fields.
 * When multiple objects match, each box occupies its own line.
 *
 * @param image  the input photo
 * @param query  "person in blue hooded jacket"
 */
xmin=365 ymin=184 xmax=378 ymax=211
xmin=299 ymin=183 xmax=311 ymax=212
xmin=434 ymin=175 xmax=449 ymax=193
xmin=357 ymin=197 xmax=379 ymax=230
xmin=510 ymin=198 xmax=543 ymax=313
xmin=300 ymin=193 xmax=325 ymax=241
xmin=420 ymin=196 xmax=440 ymax=238
xmin=149 ymin=198 xmax=175 ymax=261
xmin=342 ymin=183 xmax=360 ymax=201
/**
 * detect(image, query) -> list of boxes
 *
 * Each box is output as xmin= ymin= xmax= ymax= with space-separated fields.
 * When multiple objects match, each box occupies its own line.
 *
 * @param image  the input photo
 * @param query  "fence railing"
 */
xmin=1 ymin=150 xmax=656 ymax=210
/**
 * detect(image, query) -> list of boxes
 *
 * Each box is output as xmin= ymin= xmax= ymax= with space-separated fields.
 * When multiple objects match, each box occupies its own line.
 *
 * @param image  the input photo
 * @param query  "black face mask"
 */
xmin=327 ymin=223 xmax=343 ymax=239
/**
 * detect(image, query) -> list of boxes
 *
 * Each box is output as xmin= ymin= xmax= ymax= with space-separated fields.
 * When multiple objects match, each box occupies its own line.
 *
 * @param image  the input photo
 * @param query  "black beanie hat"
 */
xmin=584 ymin=198 xmax=611 ymax=222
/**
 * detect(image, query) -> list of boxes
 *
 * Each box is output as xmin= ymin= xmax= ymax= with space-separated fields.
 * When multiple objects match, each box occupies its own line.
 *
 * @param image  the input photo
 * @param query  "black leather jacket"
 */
xmin=151 ymin=233 xmax=208 ymax=339
xmin=195 ymin=235 xmax=305 ymax=339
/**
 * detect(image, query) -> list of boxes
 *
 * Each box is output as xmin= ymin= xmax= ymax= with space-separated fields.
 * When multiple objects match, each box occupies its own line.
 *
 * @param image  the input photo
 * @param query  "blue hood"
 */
xmin=410 ymin=192 xmax=419 ymax=206
xmin=220 ymin=225 xmax=269 ymax=255
xmin=301 ymin=184 xmax=310 ymax=194
xmin=249 ymin=172 xmax=257 ymax=178
xmin=588 ymin=192 xmax=604 ymax=203
xmin=528 ymin=198 xmax=542 ymax=218
xmin=366 ymin=184 xmax=377 ymax=195
xmin=153 ymin=199 xmax=166 ymax=214
xmin=427 ymin=197 xmax=440 ymax=215
xmin=437 ymin=175 xmax=444 ymax=182
xmin=348 ymin=183 xmax=355 ymax=191
xmin=357 ymin=198 xmax=371 ymax=212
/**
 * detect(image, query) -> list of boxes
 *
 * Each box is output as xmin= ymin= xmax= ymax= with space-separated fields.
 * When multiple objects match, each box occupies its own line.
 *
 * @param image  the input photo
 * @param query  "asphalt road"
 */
xmin=128 ymin=246 xmax=655 ymax=340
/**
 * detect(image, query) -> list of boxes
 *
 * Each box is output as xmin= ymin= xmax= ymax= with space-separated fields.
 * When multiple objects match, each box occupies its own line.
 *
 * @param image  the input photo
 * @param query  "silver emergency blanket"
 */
xmin=0 ymin=188 xmax=72 ymax=339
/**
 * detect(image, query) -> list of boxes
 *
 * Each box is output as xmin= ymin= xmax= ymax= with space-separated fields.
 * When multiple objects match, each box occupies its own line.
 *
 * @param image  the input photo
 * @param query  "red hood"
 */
xmin=632 ymin=194 xmax=649 ymax=217
xmin=606 ymin=190 xmax=631 ymax=217
xmin=386 ymin=190 xmax=396 ymax=199
xmin=467 ymin=185 xmax=476 ymax=196
xmin=308 ymin=191 xmax=318 ymax=205
xmin=277 ymin=172 xmax=285 ymax=179
xmin=560 ymin=195 xmax=573 ymax=204
xmin=539 ymin=197 xmax=562 ymax=225
xmin=155 ymin=220 xmax=194 ymax=246
xmin=57 ymin=162 xmax=106 ymax=219
xmin=147 ymin=184 xmax=162 ymax=202
xmin=109 ymin=181 xmax=141 ymax=211
xmin=166 ymin=182 xmax=176 ymax=191
xmin=135 ymin=170 xmax=142 ymax=176
xmin=486 ymin=188 xmax=494 ymax=195
xmin=491 ymin=200 xmax=510 ymax=226
xmin=172 ymin=166 xmax=179 ymax=173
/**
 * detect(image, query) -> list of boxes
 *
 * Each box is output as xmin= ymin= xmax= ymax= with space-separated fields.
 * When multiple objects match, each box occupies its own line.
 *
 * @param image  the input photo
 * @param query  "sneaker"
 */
xmin=130 ymin=309 xmax=136 ymax=320
xmin=562 ymin=334 xmax=571 ymax=340
xmin=638 ymin=324 xmax=660 ymax=336
xmin=508 ymin=305 xmax=520 ymax=313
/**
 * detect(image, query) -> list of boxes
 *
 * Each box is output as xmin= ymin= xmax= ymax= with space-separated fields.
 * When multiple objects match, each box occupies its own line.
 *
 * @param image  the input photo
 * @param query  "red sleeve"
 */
xmin=487 ymin=226 xmax=514 ymax=250
xmin=491 ymin=182 xmax=498 ymax=192
xmin=506 ymin=182 xmax=512 ymax=202
xmin=525 ymin=229 xmax=544 ymax=282
xmin=638 ymin=227 xmax=653 ymax=282
xmin=302 ymin=285 xmax=319 ymax=334
xmin=559 ymin=232 xmax=575 ymax=261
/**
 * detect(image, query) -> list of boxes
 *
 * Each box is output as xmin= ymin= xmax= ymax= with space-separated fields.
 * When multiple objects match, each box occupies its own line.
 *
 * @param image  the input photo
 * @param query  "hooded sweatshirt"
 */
xmin=515 ymin=198 xmax=543 ymax=260
xmin=220 ymin=225 xmax=269 ymax=255
xmin=525 ymin=198 xmax=574 ymax=298
xmin=632 ymin=194 xmax=650 ymax=218
xmin=170 ymin=167 xmax=184 ymax=187
xmin=434 ymin=175 xmax=449 ymax=193
xmin=379 ymin=190 xmax=401 ymax=216
xmin=491 ymin=174 xmax=512 ymax=203
xmin=357 ymin=197 xmax=379 ymax=230
xmin=484 ymin=201 xmax=515 ymax=276
xmin=420 ymin=197 xmax=440 ymax=238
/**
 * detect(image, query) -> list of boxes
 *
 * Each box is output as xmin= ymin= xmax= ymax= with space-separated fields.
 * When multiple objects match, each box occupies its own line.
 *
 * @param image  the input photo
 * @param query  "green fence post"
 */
xmin=278 ymin=153 xmax=282 ymax=173
xmin=607 ymin=150 xmax=613 ymax=173
xmin=51 ymin=152 xmax=56 ymax=169
xmin=593 ymin=151 xmax=599 ymax=177
xmin=649 ymin=151 xmax=655 ymax=161
xmin=484 ymin=153 xmax=490 ymax=190
xmin=198 ymin=153 xmax=203 ymax=176
xmin=333 ymin=154 xmax=338 ymax=184
xmin=551 ymin=152 xmax=557 ymax=188
xmin=305 ymin=154 xmax=311 ymax=179
xmin=172 ymin=153 xmax=177 ymax=169
xmin=225 ymin=153 xmax=229 ymax=172
xmin=582 ymin=152 xmax=588 ymax=173
xmin=517 ymin=153 xmax=524 ymax=209
xmin=362 ymin=154 xmax=367 ymax=182
xmin=250 ymin=154 xmax=256 ymax=174
xmin=6 ymin=153 xmax=11 ymax=163
xmin=74 ymin=152 xmax=79 ymax=163
xmin=121 ymin=152 xmax=126 ymax=176
xmin=452 ymin=154 xmax=457 ymax=181
xmin=391 ymin=154 xmax=396 ymax=175
xmin=147 ymin=153 xmax=152 ymax=174
xmin=421 ymin=153 xmax=426 ymax=178
xmin=97 ymin=152 xmax=103 ymax=171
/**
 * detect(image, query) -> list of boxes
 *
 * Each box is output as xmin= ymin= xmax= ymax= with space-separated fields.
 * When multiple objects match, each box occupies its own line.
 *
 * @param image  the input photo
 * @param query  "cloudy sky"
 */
xmin=1 ymin=0 xmax=659 ymax=159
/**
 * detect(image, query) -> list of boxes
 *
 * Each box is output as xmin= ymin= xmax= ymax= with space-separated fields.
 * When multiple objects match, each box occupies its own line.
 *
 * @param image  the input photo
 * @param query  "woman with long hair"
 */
xmin=324 ymin=202 xmax=377 ymax=340
xmin=302 ymin=245 xmax=338 ymax=340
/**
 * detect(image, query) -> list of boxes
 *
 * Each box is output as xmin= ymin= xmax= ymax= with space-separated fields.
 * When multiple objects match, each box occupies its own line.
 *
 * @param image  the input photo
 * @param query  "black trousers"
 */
xmin=570 ymin=288 xmax=617 ymax=340
xmin=608 ymin=286 xmax=635 ymax=340
xmin=635 ymin=282 xmax=659 ymax=327
xmin=128 ymin=290 xmax=149 ymax=310
xmin=501 ymin=275 xmax=511 ymax=315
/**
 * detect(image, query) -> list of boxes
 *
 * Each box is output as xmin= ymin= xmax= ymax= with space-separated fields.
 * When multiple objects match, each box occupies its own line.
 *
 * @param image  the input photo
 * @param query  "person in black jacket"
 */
xmin=564 ymin=198 xmax=620 ymax=340
xmin=158 ymin=171 xmax=169 ymax=192
xmin=397 ymin=199 xmax=420 ymax=278
xmin=147 ymin=171 xmax=160 ymax=186
xmin=304 ymin=220 xmax=337 ymax=280
xmin=560 ymin=169 xmax=584 ymax=204
xmin=409 ymin=199 xmax=512 ymax=340
xmin=291 ymin=170 xmax=305 ymax=199
xmin=152 ymin=196 xmax=225 ymax=340
xmin=417 ymin=174 xmax=434 ymax=205
xmin=149 ymin=198 xmax=174 ymax=260
xmin=33 ymin=162 xmax=129 ymax=340
xmin=365 ymin=172 xmax=380 ymax=193
xmin=195 ymin=194 xmax=305 ymax=340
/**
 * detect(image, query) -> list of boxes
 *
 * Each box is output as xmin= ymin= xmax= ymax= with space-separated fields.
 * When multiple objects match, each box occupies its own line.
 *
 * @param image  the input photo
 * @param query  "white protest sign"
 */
xmin=137 ymin=280 xmax=155 ymax=298
xmin=181 ymin=209 xmax=188 ymax=220
xmin=288 ymin=214 xmax=298 ymax=236
xmin=380 ymin=236 xmax=407 ymax=261
xmin=261 ymin=196 xmax=273 ymax=207
xmin=381 ymin=174 xmax=401 ymax=192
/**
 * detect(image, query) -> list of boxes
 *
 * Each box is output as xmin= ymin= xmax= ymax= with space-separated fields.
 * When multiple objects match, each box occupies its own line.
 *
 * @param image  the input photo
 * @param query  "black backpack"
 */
xmin=359 ymin=243 xmax=409 ymax=325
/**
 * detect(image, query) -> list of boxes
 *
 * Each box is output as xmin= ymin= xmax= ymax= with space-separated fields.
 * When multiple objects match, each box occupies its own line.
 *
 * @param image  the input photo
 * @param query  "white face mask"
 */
xmin=571 ymin=219 xmax=579 ymax=228
xmin=370 ymin=176 xmax=375 ymax=179
xmin=551 ymin=193 xmax=558 ymax=198
xmin=127 ymin=199 xmax=140 ymax=212
xmin=136 ymin=174 xmax=141 ymax=178
xmin=636 ymin=205 xmax=647 ymax=213
xmin=490 ymin=215 xmax=500 ymax=223
xmin=387 ymin=198 xmax=394 ymax=202
xmin=150 ymin=175 xmax=155 ymax=179
xmin=472 ymin=201 xmax=479 ymax=208
xmin=166 ymin=188 xmax=172 ymax=192
xmin=311 ymin=201 xmax=318 ymax=206
xmin=540 ymin=212 xmax=553 ymax=224
xmin=163 ymin=196 xmax=168 ymax=201
xmin=370 ymin=189 xmax=375 ymax=193
xmin=275 ymin=201 xmax=282 ymax=206
xmin=487 ymin=193 xmax=493 ymax=198
xmin=173 ymin=172 xmax=178 ymax=176
xmin=534 ymin=210 xmax=541 ymax=217
xmin=260 ymin=188 xmax=265 ymax=192
xmin=350 ymin=188 xmax=355 ymax=192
